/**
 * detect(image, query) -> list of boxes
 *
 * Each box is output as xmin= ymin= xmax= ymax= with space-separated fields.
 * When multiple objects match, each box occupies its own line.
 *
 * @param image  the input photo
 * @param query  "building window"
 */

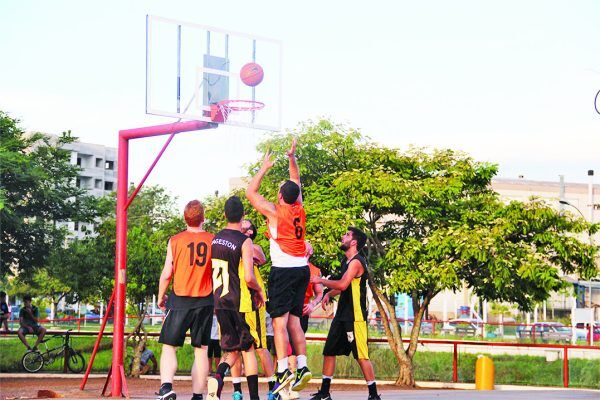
xmin=94 ymin=179 xmax=102 ymax=189
xmin=95 ymin=158 xmax=103 ymax=168
xmin=105 ymin=160 xmax=114 ymax=170
xmin=77 ymin=157 xmax=82 ymax=166
xmin=104 ymin=181 xmax=114 ymax=191
xmin=74 ymin=221 xmax=79 ymax=231
xmin=76 ymin=177 xmax=81 ymax=188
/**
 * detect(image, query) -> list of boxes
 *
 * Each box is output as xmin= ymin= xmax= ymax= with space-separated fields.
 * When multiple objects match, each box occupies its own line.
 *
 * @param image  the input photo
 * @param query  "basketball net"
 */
xmin=210 ymin=99 xmax=265 ymax=123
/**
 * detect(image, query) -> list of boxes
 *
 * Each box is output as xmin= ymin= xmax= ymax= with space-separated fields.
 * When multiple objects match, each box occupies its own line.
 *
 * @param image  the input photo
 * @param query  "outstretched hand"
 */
xmin=261 ymin=149 xmax=275 ymax=170
xmin=286 ymin=138 xmax=297 ymax=158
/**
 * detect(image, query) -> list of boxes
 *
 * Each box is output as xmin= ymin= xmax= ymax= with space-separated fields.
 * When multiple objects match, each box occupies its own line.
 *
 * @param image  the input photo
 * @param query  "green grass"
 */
xmin=1 ymin=337 xmax=598 ymax=388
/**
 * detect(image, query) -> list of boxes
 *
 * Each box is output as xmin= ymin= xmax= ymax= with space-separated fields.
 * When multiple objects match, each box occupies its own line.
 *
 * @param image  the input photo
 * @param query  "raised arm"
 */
xmin=286 ymin=138 xmax=302 ymax=203
xmin=246 ymin=150 xmax=277 ymax=219
xmin=157 ymin=240 xmax=174 ymax=310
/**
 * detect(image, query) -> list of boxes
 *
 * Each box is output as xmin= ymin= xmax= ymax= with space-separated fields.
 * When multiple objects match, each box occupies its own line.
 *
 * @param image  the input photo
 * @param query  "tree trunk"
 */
xmin=127 ymin=311 xmax=148 ymax=378
xmin=396 ymin=361 xmax=415 ymax=386
xmin=367 ymin=277 xmax=416 ymax=387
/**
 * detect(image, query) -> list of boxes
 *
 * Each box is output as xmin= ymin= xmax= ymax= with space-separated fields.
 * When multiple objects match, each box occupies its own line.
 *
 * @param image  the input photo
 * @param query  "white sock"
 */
xmin=296 ymin=355 xmax=307 ymax=369
xmin=268 ymin=375 xmax=276 ymax=382
xmin=277 ymin=358 xmax=289 ymax=373
xmin=367 ymin=380 xmax=375 ymax=386
xmin=233 ymin=377 xmax=243 ymax=384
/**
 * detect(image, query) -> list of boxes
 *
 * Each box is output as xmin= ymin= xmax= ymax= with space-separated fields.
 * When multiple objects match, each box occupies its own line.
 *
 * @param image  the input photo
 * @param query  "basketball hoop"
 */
xmin=210 ymin=99 xmax=265 ymax=123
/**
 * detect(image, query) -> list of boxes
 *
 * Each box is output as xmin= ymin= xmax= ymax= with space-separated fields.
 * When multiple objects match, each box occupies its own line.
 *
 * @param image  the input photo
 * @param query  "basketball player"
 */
xmin=156 ymin=200 xmax=214 ymax=400
xmin=309 ymin=228 xmax=381 ymax=400
xmin=246 ymin=138 xmax=312 ymax=397
xmin=207 ymin=196 xmax=266 ymax=400
xmin=229 ymin=219 xmax=276 ymax=400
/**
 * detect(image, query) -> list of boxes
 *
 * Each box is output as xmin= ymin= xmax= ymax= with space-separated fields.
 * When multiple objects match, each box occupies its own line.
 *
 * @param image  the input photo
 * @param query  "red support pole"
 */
xmin=80 ymin=290 xmax=115 ymax=390
xmin=111 ymin=134 xmax=129 ymax=397
xmin=452 ymin=342 xmax=458 ymax=382
xmin=107 ymin=120 xmax=213 ymax=397
xmin=563 ymin=346 xmax=569 ymax=388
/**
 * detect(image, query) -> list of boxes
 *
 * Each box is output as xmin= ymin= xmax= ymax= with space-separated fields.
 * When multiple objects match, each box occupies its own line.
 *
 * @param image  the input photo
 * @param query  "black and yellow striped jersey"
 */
xmin=335 ymin=254 xmax=368 ymax=322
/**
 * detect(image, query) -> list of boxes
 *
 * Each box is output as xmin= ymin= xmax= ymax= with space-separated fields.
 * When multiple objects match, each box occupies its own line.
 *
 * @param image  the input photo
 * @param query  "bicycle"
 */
xmin=21 ymin=329 xmax=86 ymax=373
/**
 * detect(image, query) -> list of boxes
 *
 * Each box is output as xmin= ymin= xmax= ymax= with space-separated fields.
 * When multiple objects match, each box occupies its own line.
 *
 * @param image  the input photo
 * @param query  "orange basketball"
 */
xmin=240 ymin=62 xmax=264 ymax=87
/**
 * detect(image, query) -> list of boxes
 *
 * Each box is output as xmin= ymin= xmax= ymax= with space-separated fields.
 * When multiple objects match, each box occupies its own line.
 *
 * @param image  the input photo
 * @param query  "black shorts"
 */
xmin=215 ymin=309 xmax=255 ymax=352
xmin=159 ymin=305 xmax=213 ymax=348
xmin=323 ymin=319 xmax=369 ymax=360
xmin=208 ymin=339 xmax=222 ymax=358
xmin=267 ymin=266 xmax=309 ymax=318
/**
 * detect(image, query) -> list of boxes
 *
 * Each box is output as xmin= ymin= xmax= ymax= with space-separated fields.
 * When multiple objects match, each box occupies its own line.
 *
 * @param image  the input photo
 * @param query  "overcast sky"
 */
xmin=1 ymin=0 xmax=599 ymax=208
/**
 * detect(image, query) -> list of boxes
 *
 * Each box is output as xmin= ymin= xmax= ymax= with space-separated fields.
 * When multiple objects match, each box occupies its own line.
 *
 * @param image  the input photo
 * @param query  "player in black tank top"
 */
xmin=309 ymin=227 xmax=381 ymax=400
xmin=211 ymin=228 xmax=250 ymax=312
xmin=335 ymin=254 xmax=368 ymax=322
xmin=207 ymin=196 xmax=266 ymax=400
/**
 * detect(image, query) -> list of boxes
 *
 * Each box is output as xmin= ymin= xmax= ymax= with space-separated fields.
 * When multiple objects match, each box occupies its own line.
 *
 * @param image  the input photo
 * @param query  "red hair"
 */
xmin=184 ymin=200 xmax=204 ymax=227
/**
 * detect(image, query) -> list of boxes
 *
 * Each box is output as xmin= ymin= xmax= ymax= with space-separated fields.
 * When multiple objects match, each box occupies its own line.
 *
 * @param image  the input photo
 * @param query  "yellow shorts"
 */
xmin=244 ymin=306 xmax=267 ymax=349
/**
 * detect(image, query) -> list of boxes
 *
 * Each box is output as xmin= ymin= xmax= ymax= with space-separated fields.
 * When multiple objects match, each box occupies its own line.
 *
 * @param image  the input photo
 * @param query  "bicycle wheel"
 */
xmin=67 ymin=349 xmax=86 ymax=373
xmin=22 ymin=351 xmax=44 ymax=373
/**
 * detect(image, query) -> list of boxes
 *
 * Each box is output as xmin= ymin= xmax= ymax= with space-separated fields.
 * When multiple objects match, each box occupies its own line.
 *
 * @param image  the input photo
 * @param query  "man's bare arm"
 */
xmin=242 ymin=238 xmax=265 ymax=307
xmin=286 ymin=138 xmax=302 ymax=203
xmin=157 ymin=240 xmax=174 ymax=310
xmin=253 ymin=243 xmax=267 ymax=266
xmin=246 ymin=151 xmax=277 ymax=219
xmin=313 ymin=259 xmax=363 ymax=291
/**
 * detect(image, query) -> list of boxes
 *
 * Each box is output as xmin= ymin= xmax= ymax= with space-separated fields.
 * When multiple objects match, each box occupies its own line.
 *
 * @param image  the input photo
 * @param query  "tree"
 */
xmin=0 ymin=111 xmax=98 ymax=279
xmin=246 ymin=119 xmax=599 ymax=386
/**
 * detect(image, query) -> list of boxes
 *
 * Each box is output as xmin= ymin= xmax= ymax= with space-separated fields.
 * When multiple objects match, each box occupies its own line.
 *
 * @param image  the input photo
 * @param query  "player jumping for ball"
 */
xmin=246 ymin=138 xmax=312 ymax=398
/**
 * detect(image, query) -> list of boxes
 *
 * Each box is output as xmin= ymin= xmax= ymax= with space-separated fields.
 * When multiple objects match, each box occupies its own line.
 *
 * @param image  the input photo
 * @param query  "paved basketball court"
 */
xmin=1 ymin=376 xmax=598 ymax=400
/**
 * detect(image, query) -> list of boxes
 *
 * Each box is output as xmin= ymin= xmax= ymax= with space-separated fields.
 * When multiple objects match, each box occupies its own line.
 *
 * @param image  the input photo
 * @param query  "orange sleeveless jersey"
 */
xmin=266 ymin=202 xmax=306 ymax=256
xmin=304 ymin=263 xmax=321 ymax=305
xmin=170 ymin=230 xmax=214 ymax=297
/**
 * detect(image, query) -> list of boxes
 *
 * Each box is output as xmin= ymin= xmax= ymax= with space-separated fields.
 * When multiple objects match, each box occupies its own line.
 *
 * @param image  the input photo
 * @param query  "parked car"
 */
xmin=442 ymin=318 xmax=482 ymax=336
xmin=401 ymin=320 xmax=434 ymax=335
xmin=575 ymin=322 xmax=600 ymax=342
xmin=84 ymin=311 xmax=101 ymax=323
xmin=517 ymin=322 xmax=571 ymax=343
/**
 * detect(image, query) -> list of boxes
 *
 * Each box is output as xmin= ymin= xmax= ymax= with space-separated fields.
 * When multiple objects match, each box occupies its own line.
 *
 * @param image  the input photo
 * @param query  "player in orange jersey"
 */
xmin=156 ymin=200 xmax=214 ymax=400
xmin=246 ymin=138 xmax=312 ymax=398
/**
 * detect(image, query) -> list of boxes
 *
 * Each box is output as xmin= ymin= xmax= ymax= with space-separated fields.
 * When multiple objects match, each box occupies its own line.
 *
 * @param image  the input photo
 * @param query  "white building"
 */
xmin=58 ymin=137 xmax=118 ymax=238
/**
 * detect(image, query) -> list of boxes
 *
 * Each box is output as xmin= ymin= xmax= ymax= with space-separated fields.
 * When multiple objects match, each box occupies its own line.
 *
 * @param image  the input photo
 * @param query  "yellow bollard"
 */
xmin=475 ymin=355 xmax=495 ymax=390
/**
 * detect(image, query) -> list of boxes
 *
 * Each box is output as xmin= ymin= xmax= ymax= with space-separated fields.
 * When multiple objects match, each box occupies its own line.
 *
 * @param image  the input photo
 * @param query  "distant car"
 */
xmin=400 ymin=320 xmax=434 ymax=335
xmin=575 ymin=322 xmax=600 ymax=342
xmin=518 ymin=322 xmax=571 ymax=343
xmin=85 ymin=311 xmax=101 ymax=323
xmin=442 ymin=318 xmax=482 ymax=336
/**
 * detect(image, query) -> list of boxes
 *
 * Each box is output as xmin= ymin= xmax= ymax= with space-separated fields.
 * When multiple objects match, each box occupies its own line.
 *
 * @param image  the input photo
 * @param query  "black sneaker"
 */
xmin=272 ymin=369 xmax=294 ymax=395
xmin=367 ymin=394 xmax=381 ymax=400
xmin=291 ymin=366 xmax=312 ymax=392
xmin=309 ymin=392 xmax=332 ymax=400
xmin=156 ymin=386 xmax=176 ymax=400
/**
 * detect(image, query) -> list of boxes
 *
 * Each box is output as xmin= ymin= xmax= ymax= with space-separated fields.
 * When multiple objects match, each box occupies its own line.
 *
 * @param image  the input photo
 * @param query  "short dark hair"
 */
xmin=348 ymin=227 xmax=367 ymax=251
xmin=0 ymin=291 xmax=6 ymax=297
xmin=279 ymin=180 xmax=300 ymax=204
xmin=23 ymin=294 xmax=32 ymax=302
xmin=224 ymin=196 xmax=244 ymax=223
xmin=245 ymin=220 xmax=258 ymax=240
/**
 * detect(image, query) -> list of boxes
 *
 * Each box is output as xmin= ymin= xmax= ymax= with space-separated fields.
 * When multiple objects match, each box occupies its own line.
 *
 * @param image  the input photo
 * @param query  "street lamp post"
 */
xmin=558 ymin=199 xmax=595 ymax=345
